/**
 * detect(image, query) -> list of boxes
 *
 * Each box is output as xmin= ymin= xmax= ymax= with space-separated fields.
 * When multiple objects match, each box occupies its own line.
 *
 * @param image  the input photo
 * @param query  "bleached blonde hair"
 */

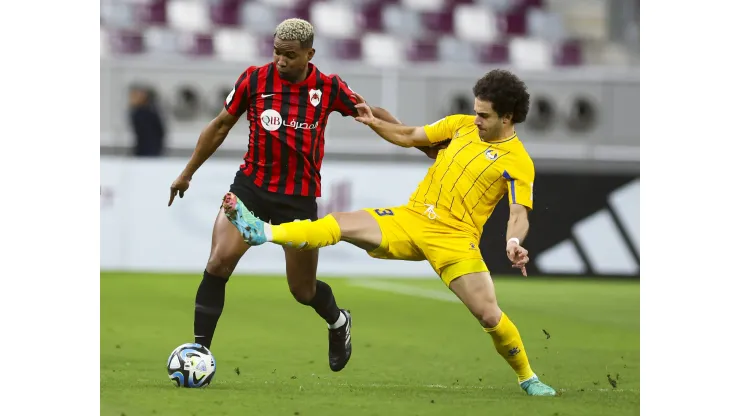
xmin=274 ymin=18 xmax=315 ymax=48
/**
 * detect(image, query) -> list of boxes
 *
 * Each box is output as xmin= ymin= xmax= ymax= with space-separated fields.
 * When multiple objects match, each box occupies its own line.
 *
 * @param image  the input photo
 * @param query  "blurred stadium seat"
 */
xmin=143 ymin=27 xmax=181 ymax=56
xmin=214 ymin=28 xmax=259 ymax=61
xmin=361 ymin=32 xmax=403 ymax=66
xmin=310 ymin=1 xmax=358 ymax=38
xmin=454 ymin=4 xmax=500 ymax=43
xmin=168 ymin=0 xmax=211 ymax=32
xmin=100 ymin=0 xmax=638 ymax=67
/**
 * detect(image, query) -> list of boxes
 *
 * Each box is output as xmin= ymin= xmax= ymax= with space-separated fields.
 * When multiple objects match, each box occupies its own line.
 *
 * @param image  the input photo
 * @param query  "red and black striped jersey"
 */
xmin=224 ymin=62 xmax=358 ymax=197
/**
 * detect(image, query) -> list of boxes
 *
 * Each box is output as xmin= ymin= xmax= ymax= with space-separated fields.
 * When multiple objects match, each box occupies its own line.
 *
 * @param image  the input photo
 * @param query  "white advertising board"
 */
xmin=100 ymin=156 xmax=437 ymax=277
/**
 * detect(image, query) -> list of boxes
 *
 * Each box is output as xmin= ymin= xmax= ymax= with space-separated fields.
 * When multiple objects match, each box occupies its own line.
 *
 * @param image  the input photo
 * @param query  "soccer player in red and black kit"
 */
xmin=167 ymin=18 xmax=404 ymax=372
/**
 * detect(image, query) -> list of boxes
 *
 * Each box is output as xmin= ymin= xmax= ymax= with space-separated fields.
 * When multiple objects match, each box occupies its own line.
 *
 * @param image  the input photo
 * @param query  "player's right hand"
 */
xmin=353 ymin=101 xmax=377 ymax=126
xmin=352 ymin=92 xmax=367 ymax=104
xmin=169 ymin=175 xmax=191 ymax=206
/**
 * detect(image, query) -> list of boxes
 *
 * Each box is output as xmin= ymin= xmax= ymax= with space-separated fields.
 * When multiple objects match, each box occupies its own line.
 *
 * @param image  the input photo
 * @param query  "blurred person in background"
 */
xmin=129 ymin=85 xmax=166 ymax=157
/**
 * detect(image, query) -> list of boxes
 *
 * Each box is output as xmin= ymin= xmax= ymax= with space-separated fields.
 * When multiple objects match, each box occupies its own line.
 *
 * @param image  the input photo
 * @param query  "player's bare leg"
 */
xmin=283 ymin=247 xmax=354 ymax=372
xmin=331 ymin=210 xmax=385 ymax=249
xmin=283 ymin=247 xmax=320 ymax=305
xmin=448 ymin=272 xmax=556 ymax=396
xmin=194 ymin=209 xmax=251 ymax=349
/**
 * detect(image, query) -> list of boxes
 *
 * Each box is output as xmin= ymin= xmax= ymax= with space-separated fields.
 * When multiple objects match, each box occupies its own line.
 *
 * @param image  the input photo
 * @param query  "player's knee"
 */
xmin=327 ymin=211 xmax=350 ymax=226
xmin=288 ymin=281 xmax=316 ymax=304
xmin=205 ymin=255 xmax=238 ymax=279
xmin=476 ymin=304 xmax=503 ymax=328
xmin=329 ymin=210 xmax=372 ymax=241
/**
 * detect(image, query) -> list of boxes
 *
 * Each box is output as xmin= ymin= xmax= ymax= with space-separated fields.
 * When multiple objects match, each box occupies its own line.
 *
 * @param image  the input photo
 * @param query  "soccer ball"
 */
xmin=166 ymin=343 xmax=216 ymax=388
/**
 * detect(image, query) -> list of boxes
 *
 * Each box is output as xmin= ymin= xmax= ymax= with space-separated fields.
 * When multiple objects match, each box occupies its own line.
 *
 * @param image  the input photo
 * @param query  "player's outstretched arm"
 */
xmin=368 ymin=103 xmax=442 ymax=158
xmin=354 ymin=102 xmax=432 ymax=148
xmin=368 ymin=105 xmax=402 ymax=125
xmin=506 ymin=204 xmax=531 ymax=276
xmin=352 ymin=93 xmax=438 ymax=159
xmin=168 ymin=109 xmax=240 ymax=206
xmin=346 ymin=91 xmax=401 ymax=125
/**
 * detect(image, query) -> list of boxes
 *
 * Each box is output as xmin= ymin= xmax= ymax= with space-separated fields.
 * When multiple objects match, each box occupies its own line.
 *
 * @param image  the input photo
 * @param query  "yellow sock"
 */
xmin=483 ymin=312 xmax=536 ymax=383
xmin=269 ymin=215 xmax=341 ymax=250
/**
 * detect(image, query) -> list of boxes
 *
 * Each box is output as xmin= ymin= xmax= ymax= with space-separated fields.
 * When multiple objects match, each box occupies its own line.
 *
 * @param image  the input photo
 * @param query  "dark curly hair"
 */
xmin=472 ymin=69 xmax=530 ymax=124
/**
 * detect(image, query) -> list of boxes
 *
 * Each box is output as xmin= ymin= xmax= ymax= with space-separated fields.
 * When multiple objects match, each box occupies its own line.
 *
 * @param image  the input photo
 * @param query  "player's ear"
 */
xmin=502 ymin=113 xmax=513 ymax=125
xmin=306 ymin=48 xmax=315 ymax=61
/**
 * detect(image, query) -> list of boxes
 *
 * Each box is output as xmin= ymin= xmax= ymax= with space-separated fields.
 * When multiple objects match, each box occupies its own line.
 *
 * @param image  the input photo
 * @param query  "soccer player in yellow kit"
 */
xmin=221 ymin=69 xmax=557 ymax=396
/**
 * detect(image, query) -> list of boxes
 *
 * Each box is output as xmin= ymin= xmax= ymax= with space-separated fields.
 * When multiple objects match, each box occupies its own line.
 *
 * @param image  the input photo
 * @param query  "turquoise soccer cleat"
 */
xmin=520 ymin=377 xmax=557 ymax=396
xmin=221 ymin=192 xmax=267 ymax=246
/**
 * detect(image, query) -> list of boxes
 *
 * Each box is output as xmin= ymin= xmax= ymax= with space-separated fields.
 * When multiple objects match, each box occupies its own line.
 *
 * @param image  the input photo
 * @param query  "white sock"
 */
xmin=328 ymin=311 xmax=347 ymax=329
xmin=264 ymin=224 xmax=273 ymax=242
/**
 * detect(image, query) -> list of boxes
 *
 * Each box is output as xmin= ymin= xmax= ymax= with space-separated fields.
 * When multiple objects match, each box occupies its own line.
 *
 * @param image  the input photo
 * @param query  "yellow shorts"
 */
xmin=364 ymin=206 xmax=489 ymax=286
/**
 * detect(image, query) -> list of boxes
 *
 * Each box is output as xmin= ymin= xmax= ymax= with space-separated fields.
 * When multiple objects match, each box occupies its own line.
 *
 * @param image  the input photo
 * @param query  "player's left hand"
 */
xmin=507 ymin=240 xmax=529 ymax=277
xmin=353 ymin=102 xmax=377 ymax=126
xmin=424 ymin=139 xmax=451 ymax=159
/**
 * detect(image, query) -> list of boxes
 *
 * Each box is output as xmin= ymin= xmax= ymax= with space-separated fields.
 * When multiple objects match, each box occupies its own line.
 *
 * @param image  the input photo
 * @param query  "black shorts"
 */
xmin=228 ymin=170 xmax=318 ymax=225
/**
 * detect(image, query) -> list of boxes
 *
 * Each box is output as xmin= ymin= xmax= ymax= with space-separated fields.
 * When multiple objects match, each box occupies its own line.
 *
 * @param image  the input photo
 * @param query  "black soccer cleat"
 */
xmin=328 ymin=309 xmax=352 ymax=372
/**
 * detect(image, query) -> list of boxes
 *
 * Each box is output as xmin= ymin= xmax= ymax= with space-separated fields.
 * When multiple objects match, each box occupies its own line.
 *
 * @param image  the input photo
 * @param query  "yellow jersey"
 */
xmin=406 ymin=114 xmax=535 ymax=236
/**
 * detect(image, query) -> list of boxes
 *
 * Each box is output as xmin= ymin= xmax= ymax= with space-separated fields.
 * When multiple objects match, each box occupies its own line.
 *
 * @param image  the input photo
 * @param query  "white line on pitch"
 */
xmin=349 ymin=280 xmax=459 ymax=302
xmin=257 ymin=379 xmax=637 ymax=393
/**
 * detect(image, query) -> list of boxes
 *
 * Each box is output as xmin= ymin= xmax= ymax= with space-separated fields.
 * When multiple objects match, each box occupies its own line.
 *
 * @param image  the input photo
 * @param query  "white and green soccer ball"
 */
xmin=166 ymin=343 xmax=216 ymax=388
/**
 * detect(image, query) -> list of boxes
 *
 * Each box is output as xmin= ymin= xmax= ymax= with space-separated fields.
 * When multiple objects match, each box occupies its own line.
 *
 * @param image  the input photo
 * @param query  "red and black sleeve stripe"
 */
xmin=330 ymin=75 xmax=359 ymax=117
xmin=224 ymin=66 xmax=256 ymax=117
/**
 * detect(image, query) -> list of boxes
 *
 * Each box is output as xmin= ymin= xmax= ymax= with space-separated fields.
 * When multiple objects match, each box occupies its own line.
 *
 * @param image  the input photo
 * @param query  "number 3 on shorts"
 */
xmin=374 ymin=208 xmax=394 ymax=217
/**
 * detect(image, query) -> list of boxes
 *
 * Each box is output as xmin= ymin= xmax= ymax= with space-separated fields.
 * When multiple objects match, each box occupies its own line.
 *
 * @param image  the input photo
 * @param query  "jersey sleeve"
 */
xmin=224 ymin=66 xmax=257 ymax=117
xmin=422 ymin=114 xmax=471 ymax=144
xmin=502 ymin=156 xmax=536 ymax=210
xmin=330 ymin=75 xmax=359 ymax=117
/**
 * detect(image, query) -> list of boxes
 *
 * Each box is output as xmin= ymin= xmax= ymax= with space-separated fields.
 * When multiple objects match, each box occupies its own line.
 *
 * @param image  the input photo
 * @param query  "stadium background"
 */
xmin=101 ymin=0 xmax=639 ymax=279
xmin=100 ymin=1 xmax=639 ymax=414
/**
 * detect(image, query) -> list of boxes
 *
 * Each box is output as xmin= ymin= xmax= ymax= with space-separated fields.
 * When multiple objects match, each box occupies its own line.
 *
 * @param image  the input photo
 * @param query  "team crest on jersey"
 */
xmin=309 ymin=89 xmax=322 ymax=107
xmin=485 ymin=149 xmax=499 ymax=161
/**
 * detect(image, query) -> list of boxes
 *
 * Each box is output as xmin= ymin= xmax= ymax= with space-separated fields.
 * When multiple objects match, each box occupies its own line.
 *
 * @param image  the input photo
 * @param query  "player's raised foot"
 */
xmin=520 ymin=376 xmax=557 ymax=396
xmin=221 ymin=192 xmax=267 ymax=245
xmin=328 ymin=309 xmax=352 ymax=372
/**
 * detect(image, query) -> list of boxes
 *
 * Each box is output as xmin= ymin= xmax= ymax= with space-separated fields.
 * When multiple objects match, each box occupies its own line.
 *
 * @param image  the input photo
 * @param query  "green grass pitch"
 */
xmin=101 ymin=272 xmax=639 ymax=416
